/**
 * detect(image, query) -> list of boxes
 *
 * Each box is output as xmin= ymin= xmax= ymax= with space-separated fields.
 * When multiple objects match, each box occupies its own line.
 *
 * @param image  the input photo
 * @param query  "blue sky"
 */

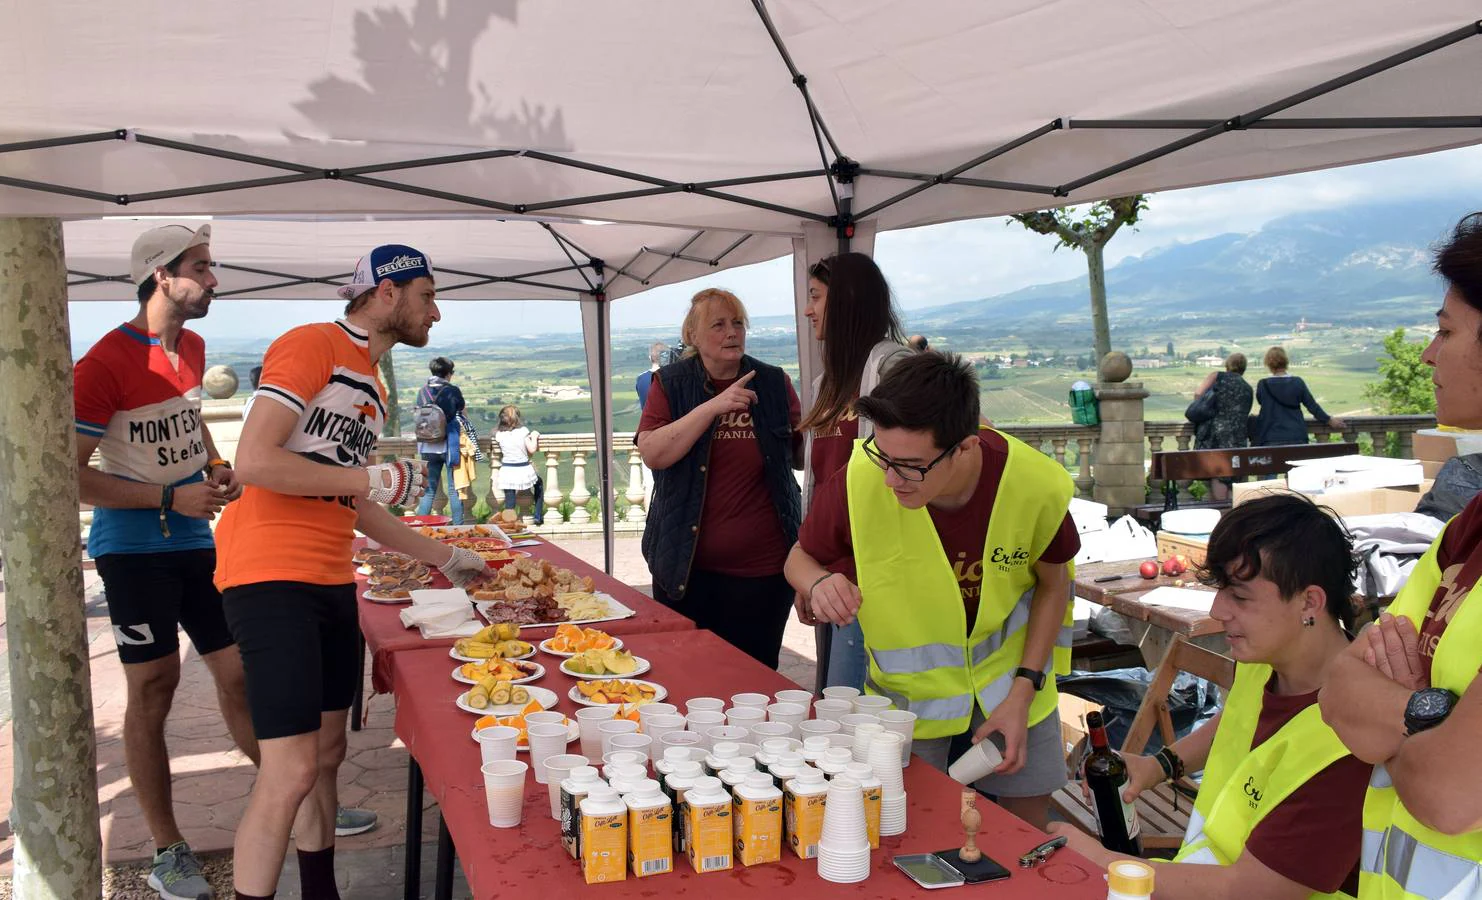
xmin=67 ymin=144 xmax=1482 ymax=349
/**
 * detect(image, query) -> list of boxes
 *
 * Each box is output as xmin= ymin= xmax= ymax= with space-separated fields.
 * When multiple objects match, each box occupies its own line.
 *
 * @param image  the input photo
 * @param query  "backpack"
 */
xmin=413 ymin=384 xmax=448 ymax=442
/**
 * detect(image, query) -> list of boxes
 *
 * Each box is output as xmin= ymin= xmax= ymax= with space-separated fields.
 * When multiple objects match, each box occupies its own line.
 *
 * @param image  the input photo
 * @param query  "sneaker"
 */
xmin=335 ymin=805 xmax=378 ymax=836
xmin=147 ymin=842 xmax=212 ymax=900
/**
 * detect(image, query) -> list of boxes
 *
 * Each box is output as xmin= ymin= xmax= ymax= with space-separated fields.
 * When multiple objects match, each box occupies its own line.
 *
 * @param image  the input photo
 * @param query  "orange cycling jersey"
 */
xmin=215 ymin=320 xmax=386 ymax=589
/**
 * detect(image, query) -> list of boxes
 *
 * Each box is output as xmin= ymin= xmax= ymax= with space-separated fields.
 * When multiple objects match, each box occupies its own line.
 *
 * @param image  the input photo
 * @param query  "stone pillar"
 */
xmin=0 ymin=217 xmax=103 ymax=898
xmin=1091 ymin=352 xmax=1150 ymax=515
xmin=624 ymin=449 xmax=647 ymax=524
xmin=569 ymin=451 xmax=591 ymax=525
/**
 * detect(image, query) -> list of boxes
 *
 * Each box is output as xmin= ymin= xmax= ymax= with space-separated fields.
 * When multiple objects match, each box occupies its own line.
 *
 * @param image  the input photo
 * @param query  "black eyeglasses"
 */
xmin=861 ymin=435 xmax=956 ymax=482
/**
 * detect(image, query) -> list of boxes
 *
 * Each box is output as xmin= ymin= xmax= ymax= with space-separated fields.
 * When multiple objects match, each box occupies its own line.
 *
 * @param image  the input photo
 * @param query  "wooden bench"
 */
xmin=1053 ymin=636 xmax=1236 ymax=854
xmin=1147 ymin=442 xmax=1361 ymax=512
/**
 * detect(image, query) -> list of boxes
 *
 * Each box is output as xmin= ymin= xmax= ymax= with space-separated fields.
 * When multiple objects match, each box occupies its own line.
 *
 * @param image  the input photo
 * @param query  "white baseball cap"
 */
xmin=130 ymin=223 xmax=212 ymax=286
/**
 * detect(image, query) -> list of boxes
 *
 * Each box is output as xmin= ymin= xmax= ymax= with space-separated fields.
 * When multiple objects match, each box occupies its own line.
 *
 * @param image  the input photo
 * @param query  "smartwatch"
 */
xmin=1013 ymin=666 xmax=1046 ymax=691
xmin=1404 ymin=687 xmax=1458 ymax=736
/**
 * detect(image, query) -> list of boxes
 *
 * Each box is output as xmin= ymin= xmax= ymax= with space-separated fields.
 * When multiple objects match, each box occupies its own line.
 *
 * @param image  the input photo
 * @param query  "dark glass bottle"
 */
xmin=1083 ymin=711 xmax=1143 ymax=856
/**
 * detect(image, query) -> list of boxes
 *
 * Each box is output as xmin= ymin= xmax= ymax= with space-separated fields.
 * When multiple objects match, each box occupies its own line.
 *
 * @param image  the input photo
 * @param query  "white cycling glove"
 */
xmin=365 ymin=459 xmax=427 ymax=507
xmin=438 ymin=546 xmax=487 ymax=587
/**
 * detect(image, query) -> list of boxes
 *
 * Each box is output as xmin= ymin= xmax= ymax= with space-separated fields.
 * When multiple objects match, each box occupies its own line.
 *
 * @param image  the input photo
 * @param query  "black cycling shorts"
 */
xmin=94 ymin=550 xmax=235 ymax=665
xmin=221 ymin=581 xmax=360 ymax=740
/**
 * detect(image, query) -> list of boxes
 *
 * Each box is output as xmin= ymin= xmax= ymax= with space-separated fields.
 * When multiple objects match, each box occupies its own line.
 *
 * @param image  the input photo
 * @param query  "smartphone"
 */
xmin=893 ymin=853 xmax=965 ymax=889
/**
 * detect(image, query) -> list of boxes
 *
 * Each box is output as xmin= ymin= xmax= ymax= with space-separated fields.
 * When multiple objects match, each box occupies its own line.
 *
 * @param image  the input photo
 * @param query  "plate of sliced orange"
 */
xmin=539 ymin=623 xmax=623 ymax=657
xmin=470 ymin=701 xmax=577 ymax=750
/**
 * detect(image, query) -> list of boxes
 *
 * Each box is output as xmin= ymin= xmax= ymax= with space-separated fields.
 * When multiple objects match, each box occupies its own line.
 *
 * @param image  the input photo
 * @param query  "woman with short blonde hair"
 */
xmin=1252 ymin=345 xmax=1344 ymax=445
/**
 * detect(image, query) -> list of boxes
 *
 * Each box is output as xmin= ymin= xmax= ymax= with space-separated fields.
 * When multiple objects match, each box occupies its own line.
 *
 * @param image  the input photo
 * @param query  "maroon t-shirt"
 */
xmin=809 ymin=402 xmax=860 ymax=493
xmin=1242 ymin=675 xmax=1372 ymax=895
xmin=638 ymin=373 xmax=802 ymax=578
xmin=1423 ymin=491 xmax=1482 ymax=679
xmin=798 ymin=430 xmax=1078 ymax=628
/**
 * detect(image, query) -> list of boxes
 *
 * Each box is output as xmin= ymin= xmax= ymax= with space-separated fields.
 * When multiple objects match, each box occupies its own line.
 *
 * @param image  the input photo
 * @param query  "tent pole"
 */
xmin=0 ymin=217 xmax=102 ymax=898
xmin=581 ymin=276 xmax=616 ymax=577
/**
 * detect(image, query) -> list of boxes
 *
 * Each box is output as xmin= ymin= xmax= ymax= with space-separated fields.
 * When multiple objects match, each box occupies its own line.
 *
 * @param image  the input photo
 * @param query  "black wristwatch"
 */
xmin=1404 ymin=687 xmax=1458 ymax=736
xmin=1013 ymin=666 xmax=1046 ymax=691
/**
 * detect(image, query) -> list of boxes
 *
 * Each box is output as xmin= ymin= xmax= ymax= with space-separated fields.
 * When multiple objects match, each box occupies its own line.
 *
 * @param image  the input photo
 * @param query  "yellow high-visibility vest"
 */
xmin=1172 ymin=662 xmax=1354 ymax=899
xmin=847 ymin=429 xmax=1074 ymax=739
xmin=1359 ymin=526 xmax=1482 ymax=899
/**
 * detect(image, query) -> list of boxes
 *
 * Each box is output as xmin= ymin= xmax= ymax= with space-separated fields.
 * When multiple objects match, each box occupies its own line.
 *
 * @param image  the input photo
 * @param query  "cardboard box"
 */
xmin=1232 ymin=479 xmax=1428 ymax=517
xmin=1422 ymin=458 xmax=1447 ymax=479
xmin=1286 ymin=456 xmax=1424 ymax=492
xmin=1156 ymin=531 xmax=1208 ymax=567
xmin=1413 ymin=430 xmax=1458 ymax=463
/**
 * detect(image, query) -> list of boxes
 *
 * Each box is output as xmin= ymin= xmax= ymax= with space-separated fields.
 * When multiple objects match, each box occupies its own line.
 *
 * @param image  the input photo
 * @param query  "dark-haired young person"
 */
xmin=797 ymin=253 xmax=912 ymax=691
xmin=415 ymin=355 xmax=467 ymax=524
xmin=217 ymin=245 xmax=485 ymax=900
xmin=784 ymin=352 xmax=1078 ymax=828
xmin=74 ymin=223 xmax=252 ymax=900
xmin=1321 ymin=213 xmax=1482 ymax=899
xmin=1054 ymin=493 xmax=1370 ymax=899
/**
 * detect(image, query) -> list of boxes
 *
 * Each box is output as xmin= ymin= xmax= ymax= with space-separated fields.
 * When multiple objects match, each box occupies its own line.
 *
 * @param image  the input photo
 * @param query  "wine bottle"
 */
xmin=1083 ymin=711 xmax=1143 ymax=856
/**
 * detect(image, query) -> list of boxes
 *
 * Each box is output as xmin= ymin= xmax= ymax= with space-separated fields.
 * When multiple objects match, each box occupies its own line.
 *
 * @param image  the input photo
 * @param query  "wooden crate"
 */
xmin=1156 ymin=531 xmax=1208 ymax=567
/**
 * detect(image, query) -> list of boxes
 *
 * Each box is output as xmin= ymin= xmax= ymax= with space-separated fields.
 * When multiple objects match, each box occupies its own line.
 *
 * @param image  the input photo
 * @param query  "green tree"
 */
xmin=1363 ymin=327 xmax=1435 ymax=414
xmin=1011 ymin=195 xmax=1149 ymax=362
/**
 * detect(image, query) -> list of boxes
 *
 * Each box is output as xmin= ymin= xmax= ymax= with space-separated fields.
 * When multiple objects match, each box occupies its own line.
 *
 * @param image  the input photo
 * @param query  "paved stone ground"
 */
xmin=0 ymin=537 xmax=817 ymax=897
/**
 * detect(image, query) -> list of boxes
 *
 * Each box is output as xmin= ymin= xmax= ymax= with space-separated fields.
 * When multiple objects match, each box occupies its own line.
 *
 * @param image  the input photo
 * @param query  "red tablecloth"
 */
xmin=359 ymin=538 xmax=695 ymax=693
xmin=390 ymin=630 xmax=1103 ymax=899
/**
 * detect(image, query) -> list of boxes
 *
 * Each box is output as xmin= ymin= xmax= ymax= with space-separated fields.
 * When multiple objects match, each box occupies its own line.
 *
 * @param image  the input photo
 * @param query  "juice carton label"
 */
xmin=673 ymin=798 xmax=689 ymax=855
xmin=629 ymin=804 xmax=673 ymax=878
xmin=863 ymin=785 xmax=882 ymax=849
xmin=733 ymin=796 xmax=782 ymax=867
xmin=685 ymin=801 xmax=733 ymax=873
xmin=560 ymin=786 xmax=588 ymax=860
xmin=784 ymin=788 xmax=827 ymax=859
xmin=581 ymin=812 xmax=628 ymax=884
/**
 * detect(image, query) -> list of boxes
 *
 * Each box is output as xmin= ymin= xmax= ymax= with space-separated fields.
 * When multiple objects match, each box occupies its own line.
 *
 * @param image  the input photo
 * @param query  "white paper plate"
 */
xmin=363 ymin=590 xmax=413 ymax=604
xmin=469 ymin=718 xmax=578 ymax=749
xmin=447 ymin=643 xmax=538 ymax=663
xmin=537 ymin=636 xmax=624 ymax=658
xmin=450 ymin=661 xmax=545 ymax=686
xmin=456 ymin=685 xmax=557 ymax=717
xmin=559 ymin=656 xmax=651 ymax=681
xmin=474 ymin=592 xmax=636 ymax=631
xmin=566 ymin=679 xmax=667 ymax=707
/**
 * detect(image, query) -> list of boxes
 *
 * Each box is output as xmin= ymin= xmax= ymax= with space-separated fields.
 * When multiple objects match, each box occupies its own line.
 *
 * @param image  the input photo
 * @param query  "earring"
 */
xmin=1302 ymin=616 xmax=1316 ymax=628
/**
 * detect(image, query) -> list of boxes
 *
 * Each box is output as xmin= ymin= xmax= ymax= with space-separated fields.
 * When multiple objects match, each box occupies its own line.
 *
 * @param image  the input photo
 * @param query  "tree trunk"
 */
xmin=1085 ymin=240 xmax=1112 ymax=363
xmin=0 ymin=217 xmax=103 ymax=898
xmin=379 ymin=351 xmax=400 ymax=436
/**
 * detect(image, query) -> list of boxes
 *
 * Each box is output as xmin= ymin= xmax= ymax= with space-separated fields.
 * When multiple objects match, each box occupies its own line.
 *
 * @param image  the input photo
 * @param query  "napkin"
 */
xmin=1137 ymin=586 xmax=1217 ymax=613
xmin=399 ymin=589 xmax=482 ymax=638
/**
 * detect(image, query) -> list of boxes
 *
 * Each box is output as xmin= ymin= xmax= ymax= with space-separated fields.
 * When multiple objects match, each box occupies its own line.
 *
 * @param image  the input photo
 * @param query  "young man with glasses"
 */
xmin=785 ymin=352 xmax=1079 ymax=828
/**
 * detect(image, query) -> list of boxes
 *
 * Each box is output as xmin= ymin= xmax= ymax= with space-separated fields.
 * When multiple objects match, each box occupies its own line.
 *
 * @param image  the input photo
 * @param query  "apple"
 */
xmin=1162 ymin=557 xmax=1181 ymax=577
xmin=1139 ymin=560 xmax=1159 ymax=579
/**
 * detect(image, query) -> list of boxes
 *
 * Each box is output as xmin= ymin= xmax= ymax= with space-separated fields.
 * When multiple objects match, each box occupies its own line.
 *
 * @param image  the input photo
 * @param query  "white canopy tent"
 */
xmin=6 ymin=1 xmax=1482 ymax=572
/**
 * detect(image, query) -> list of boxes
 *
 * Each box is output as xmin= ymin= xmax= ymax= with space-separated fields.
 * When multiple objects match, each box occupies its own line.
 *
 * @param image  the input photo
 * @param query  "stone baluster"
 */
xmin=1174 ymin=433 xmax=1192 ymax=451
xmin=569 ymin=450 xmax=592 ymax=524
xmin=625 ymin=448 xmax=648 ymax=523
xmin=1364 ymin=430 xmax=1387 ymax=457
xmin=1075 ymin=437 xmax=1095 ymax=498
xmin=1147 ymin=434 xmax=1165 ymax=455
xmin=1398 ymin=427 xmax=1416 ymax=461
xmin=1051 ymin=438 xmax=1068 ymax=471
xmin=544 ymin=449 xmax=565 ymax=506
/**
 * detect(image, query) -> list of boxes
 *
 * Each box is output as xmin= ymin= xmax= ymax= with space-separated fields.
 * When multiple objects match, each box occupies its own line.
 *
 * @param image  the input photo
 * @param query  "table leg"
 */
xmin=1133 ymin=622 xmax=1174 ymax=671
xmin=435 ymin=816 xmax=456 ymax=900
xmin=351 ymin=630 xmax=366 ymax=732
xmin=404 ymin=759 xmax=423 ymax=900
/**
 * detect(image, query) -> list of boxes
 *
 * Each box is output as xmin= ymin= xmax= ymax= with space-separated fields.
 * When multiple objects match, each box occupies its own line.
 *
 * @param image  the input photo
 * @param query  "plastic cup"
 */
xmin=726 ymin=706 xmax=766 ymax=734
xmin=528 ymin=722 xmax=571 ymax=784
xmin=852 ymin=694 xmax=893 ymax=715
xmin=525 ymin=711 xmax=567 ymax=727
xmin=685 ymin=696 xmax=725 ymax=714
xmin=481 ymin=760 xmax=527 ymax=827
xmin=609 ymin=732 xmax=653 ymax=763
xmin=766 ymin=702 xmax=807 ymax=734
xmin=947 ymin=739 xmax=1004 ymax=785
xmin=637 ymin=702 xmax=678 ymax=728
xmin=798 ymin=719 xmax=841 ymax=739
xmin=876 ymin=709 xmax=917 ymax=767
xmin=542 ymin=753 xmax=588 ymax=819
xmin=474 ymin=725 xmax=519 ymax=766
xmin=730 ymin=692 xmax=770 ymax=709
xmin=598 ymin=718 xmax=639 ymax=757
xmin=658 ymin=730 xmax=704 ymax=752
xmin=851 ymin=722 xmax=885 ymax=763
xmin=686 ymin=710 xmax=725 ymax=746
xmin=706 ymin=724 xmax=748 ymax=748
xmin=642 ymin=713 xmax=686 ymax=744
xmin=821 ymin=686 xmax=860 ymax=702
xmin=774 ymin=688 xmax=813 ymax=712
xmin=838 ymin=712 xmax=880 ymax=736
xmin=827 ymin=733 xmax=853 ymax=750
xmin=750 ymin=721 xmax=793 ymax=744
xmin=812 ymin=698 xmax=853 ymax=721
xmin=575 ymin=706 xmax=616 ymax=759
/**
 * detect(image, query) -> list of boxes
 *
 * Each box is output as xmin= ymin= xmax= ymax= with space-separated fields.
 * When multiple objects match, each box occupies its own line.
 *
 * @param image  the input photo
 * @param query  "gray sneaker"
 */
xmin=335 ymin=805 xmax=378 ymax=836
xmin=147 ymin=842 xmax=211 ymax=900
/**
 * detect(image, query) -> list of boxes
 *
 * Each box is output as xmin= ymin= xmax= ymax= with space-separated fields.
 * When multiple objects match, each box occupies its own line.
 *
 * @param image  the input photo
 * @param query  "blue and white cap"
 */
xmin=337 ymin=244 xmax=434 ymax=300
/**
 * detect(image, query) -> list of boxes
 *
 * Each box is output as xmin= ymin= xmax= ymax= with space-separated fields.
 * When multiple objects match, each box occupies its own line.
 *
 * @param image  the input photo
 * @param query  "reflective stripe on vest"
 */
xmin=1358 ymin=525 xmax=1482 ymax=900
xmin=849 ymin=429 xmax=1075 ymax=740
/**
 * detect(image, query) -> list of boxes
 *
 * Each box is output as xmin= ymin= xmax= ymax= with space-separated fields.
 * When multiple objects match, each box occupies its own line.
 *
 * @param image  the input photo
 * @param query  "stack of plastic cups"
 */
xmin=811 ymin=699 xmax=853 ymax=722
xmin=529 ymin=722 xmax=572 ymax=784
xmin=774 ymin=689 xmax=813 ymax=717
xmin=816 ymin=775 xmax=870 ymax=883
xmin=575 ymin=706 xmax=616 ymax=760
xmin=481 ymin=760 xmax=528 ymax=828
xmin=608 ymin=732 xmax=653 ymax=767
xmin=868 ymin=732 xmax=907 ymax=836
xmin=686 ymin=710 xmax=725 ymax=749
xmin=597 ymin=719 xmax=639 ymax=758
xmin=876 ymin=710 xmax=918 ymax=768
xmin=542 ymin=753 xmax=589 ymax=819
xmin=730 ymin=692 xmax=770 ymax=710
xmin=851 ymin=722 xmax=885 ymax=763
xmin=474 ymin=725 xmax=520 ymax=766
xmin=820 ymin=685 xmax=861 ymax=703
xmin=726 ymin=705 xmax=765 ymax=736
xmin=643 ymin=713 xmax=687 ymax=745
xmin=766 ymin=702 xmax=808 ymax=737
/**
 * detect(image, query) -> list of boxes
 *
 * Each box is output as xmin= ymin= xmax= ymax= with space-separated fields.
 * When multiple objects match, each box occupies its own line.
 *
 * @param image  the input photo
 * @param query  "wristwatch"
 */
xmin=1013 ymin=666 xmax=1046 ymax=691
xmin=1404 ymin=687 xmax=1458 ymax=736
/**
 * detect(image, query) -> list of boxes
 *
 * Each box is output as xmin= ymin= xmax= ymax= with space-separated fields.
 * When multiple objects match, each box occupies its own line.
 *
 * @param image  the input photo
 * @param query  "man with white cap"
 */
xmin=214 ymin=244 xmax=485 ymax=900
xmin=73 ymin=223 xmax=253 ymax=900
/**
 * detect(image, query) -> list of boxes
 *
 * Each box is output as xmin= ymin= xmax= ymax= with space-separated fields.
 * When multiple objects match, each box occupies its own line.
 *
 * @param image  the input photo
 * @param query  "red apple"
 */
xmin=1162 ymin=557 xmax=1182 ymax=577
xmin=1139 ymin=560 xmax=1159 ymax=579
